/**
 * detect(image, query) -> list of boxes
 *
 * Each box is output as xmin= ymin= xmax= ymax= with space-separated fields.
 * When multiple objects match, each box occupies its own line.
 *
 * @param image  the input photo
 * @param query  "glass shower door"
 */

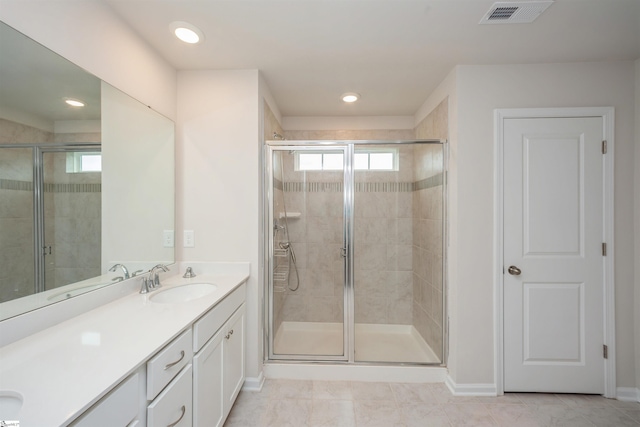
xmin=353 ymin=142 xmax=445 ymax=364
xmin=268 ymin=146 xmax=348 ymax=360
xmin=40 ymin=149 xmax=101 ymax=292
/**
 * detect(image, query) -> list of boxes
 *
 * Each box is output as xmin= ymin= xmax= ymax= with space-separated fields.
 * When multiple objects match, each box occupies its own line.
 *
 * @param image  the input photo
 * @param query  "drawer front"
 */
xmin=147 ymin=364 xmax=193 ymax=427
xmin=193 ymin=282 xmax=246 ymax=352
xmin=147 ymin=329 xmax=193 ymax=400
xmin=72 ymin=373 xmax=139 ymax=427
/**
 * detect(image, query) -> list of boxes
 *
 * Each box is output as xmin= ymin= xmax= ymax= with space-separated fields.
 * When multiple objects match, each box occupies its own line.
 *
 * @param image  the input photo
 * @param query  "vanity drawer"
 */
xmin=193 ymin=282 xmax=246 ymax=352
xmin=147 ymin=364 xmax=192 ymax=427
xmin=147 ymin=329 xmax=193 ymax=400
xmin=72 ymin=372 xmax=139 ymax=427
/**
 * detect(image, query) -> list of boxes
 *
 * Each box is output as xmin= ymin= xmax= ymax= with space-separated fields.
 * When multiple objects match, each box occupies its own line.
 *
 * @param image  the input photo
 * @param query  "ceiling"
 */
xmin=108 ymin=0 xmax=638 ymax=117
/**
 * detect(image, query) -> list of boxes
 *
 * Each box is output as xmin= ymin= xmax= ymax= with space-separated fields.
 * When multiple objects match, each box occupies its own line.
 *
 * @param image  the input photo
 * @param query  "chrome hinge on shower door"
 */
xmin=340 ymin=247 xmax=347 ymax=258
xmin=603 ymin=344 xmax=608 ymax=359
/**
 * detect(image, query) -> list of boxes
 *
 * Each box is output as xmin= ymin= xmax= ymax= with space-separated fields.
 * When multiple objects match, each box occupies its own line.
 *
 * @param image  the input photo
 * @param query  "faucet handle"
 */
xmin=183 ymin=267 xmax=197 ymax=278
xmin=139 ymin=276 xmax=151 ymax=294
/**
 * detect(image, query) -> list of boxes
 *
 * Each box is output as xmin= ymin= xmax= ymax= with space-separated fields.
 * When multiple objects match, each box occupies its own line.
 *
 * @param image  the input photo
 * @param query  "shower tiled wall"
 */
xmin=413 ymin=98 xmax=448 ymax=360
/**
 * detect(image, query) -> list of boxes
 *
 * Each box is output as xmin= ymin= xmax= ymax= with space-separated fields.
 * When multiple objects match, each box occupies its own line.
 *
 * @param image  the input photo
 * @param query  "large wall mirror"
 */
xmin=0 ymin=21 xmax=175 ymax=320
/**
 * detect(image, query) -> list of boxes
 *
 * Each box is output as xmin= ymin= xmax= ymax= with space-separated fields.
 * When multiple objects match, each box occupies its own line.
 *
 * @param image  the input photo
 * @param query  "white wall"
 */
xmin=435 ymin=62 xmax=636 ymax=387
xmin=101 ymin=83 xmax=175 ymax=272
xmin=0 ymin=0 xmax=176 ymax=120
xmin=177 ymin=70 xmax=263 ymax=380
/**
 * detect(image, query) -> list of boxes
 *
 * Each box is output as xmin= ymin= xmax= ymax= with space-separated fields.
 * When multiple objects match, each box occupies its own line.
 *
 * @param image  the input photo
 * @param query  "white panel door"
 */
xmin=503 ymin=117 xmax=604 ymax=393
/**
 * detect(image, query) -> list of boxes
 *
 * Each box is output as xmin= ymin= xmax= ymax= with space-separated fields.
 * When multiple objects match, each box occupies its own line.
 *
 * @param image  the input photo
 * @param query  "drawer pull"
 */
xmin=164 ymin=350 xmax=185 ymax=370
xmin=167 ymin=405 xmax=186 ymax=427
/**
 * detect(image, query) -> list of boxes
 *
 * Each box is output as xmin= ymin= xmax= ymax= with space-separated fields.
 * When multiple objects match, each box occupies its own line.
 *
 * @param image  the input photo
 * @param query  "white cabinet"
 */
xmin=193 ymin=327 xmax=224 ymax=426
xmin=71 ymin=372 xmax=140 ymax=427
xmin=147 ymin=364 xmax=192 ymax=427
xmin=193 ymin=284 xmax=246 ymax=427
xmin=222 ymin=306 xmax=245 ymax=416
xmin=71 ymin=281 xmax=246 ymax=427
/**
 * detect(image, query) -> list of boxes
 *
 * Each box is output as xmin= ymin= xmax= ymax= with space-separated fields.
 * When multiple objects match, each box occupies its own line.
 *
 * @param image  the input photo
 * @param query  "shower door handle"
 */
xmin=340 ymin=247 xmax=347 ymax=258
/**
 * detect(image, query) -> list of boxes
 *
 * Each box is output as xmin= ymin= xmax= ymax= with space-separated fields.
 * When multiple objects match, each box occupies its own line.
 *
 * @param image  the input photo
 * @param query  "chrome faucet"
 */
xmin=149 ymin=264 xmax=170 ymax=289
xmin=109 ymin=263 xmax=130 ymax=279
xmin=139 ymin=264 xmax=170 ymax=294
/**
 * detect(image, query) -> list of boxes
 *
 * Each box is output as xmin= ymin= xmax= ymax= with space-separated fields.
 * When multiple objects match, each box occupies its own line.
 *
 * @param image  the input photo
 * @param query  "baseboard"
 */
xmin=445 ymin=375 xmax=498 ymax=396
xmin=242 ymin=372 xmax=265 ymax=391
xmin=616 ymin=387 xmax=640 ymax=402
xmin=263 ymin=362 xmax=448 ymax=383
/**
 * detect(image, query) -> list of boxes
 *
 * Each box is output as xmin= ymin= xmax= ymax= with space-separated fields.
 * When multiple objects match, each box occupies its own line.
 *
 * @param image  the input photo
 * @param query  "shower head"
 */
xmin=273 ymin=132 xmax=285 ymax=140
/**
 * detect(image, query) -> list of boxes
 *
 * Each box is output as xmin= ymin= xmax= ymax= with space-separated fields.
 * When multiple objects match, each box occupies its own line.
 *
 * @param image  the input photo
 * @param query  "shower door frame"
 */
xmin=264 ymin=139 xmax=447 ymax=365
xmin=1 ymin=143 xmax=101 ymax=294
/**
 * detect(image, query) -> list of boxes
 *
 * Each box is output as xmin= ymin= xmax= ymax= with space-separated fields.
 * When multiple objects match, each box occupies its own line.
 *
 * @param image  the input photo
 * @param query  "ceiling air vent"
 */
xmin=479 ymin=1 xmax=554 ymax=24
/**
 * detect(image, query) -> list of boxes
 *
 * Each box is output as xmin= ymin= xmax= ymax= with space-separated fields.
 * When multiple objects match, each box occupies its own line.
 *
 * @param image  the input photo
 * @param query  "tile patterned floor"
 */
xmin=224 ymin=379 xmax=640 ymax=427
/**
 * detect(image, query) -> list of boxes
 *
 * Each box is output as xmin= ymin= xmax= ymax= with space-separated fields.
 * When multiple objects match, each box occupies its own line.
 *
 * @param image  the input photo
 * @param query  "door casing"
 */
xmin=494 ymin=107 xmax=616 ymax=397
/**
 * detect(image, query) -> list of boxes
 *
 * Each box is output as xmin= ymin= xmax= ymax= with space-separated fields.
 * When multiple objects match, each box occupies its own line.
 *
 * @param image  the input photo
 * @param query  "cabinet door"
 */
xmin=223 ymin=305 xmax=245 ymax=417
xmin=147 ymin=364 xmax=192 ymax=427
xmin=193 ymin=330 xmax=224 ymax=427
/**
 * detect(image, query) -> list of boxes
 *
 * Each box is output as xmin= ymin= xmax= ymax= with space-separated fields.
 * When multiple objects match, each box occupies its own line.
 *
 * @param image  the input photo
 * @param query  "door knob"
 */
xmin=508 ymin=265 xmax=522 ymax=276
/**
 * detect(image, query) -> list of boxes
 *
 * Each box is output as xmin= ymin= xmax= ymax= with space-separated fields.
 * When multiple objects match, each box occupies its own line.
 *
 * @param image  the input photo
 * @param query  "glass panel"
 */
xmin=42 ymin=151 xmax=101 ymax=292
xmin=353 ymin=143 xmax=444 ymax=363
xmin=0 ymin=147 xmax=35 ymax=303
xmin=271 ymin=148 xmax=345 ymax=357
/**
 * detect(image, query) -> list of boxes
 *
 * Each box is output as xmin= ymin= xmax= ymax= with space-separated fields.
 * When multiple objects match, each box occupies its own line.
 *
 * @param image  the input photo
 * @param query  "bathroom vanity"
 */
xmin=0 ymin=264 xmax=249 ymax=426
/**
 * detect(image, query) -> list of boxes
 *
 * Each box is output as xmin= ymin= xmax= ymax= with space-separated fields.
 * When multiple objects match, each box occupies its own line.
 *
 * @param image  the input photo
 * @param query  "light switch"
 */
xmin=184 ymin=230 xmax=195 ymax=248
xmin=163 ymin=230 xmax=174 ymax=248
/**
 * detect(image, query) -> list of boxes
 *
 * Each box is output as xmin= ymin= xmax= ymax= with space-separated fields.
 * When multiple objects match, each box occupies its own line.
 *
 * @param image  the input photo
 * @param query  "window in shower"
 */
xmin=66 ymin=151 xmax=102 ymax=173
xmin=295 ymin=148 xmax=398 ymax=171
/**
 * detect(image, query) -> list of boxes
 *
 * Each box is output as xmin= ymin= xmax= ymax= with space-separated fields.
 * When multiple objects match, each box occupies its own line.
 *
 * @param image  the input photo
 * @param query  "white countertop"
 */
xmin=0 ymin=266 xmax=249 ymax=426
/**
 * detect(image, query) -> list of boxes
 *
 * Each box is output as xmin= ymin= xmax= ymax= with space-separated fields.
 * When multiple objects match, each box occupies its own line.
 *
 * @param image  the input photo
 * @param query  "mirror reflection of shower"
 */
xmin=274 ymin=148 xmax=300 ymax=292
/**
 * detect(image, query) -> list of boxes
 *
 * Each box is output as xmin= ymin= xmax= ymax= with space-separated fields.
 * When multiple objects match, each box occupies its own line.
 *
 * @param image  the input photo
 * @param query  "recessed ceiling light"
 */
xmin=341 ymin=92 xmax=360 ymax=103
xmin=170 ymin=21 xmax=204 ymax=44
xmin=65 ymin=98 xmax=85 ymax=107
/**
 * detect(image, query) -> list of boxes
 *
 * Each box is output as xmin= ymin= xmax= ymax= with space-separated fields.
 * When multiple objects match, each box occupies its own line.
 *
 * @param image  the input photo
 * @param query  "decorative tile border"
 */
xmin=414 ymin=173 xmax=443 ymax=191
xmin=0 ymin=179 xmax=101 ymax=193
xmin=0 ymin=179 xmax=32 ymax=191
xmin=278 ymin=172 xmax=443 ymax=193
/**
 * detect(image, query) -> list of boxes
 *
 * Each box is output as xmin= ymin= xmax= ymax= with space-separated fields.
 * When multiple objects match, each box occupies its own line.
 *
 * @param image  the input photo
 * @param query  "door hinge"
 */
xmin=602 ymin=242 xmax=607 ymax=256
xmin=603 ymin=344 xmax=608 ymax=359
xmin=602 ymin=140 xmax=607 ymax=154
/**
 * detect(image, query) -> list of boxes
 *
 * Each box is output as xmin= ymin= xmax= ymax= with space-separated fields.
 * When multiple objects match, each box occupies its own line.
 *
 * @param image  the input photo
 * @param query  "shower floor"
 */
xmin=273 ymin=321 xmax=440 ymax=364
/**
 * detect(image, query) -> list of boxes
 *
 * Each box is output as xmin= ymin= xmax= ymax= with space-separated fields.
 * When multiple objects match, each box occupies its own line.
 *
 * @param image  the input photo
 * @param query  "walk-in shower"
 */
xmin=0 ymin=144 xmax=101 ymax=303
xmin=265 ymin=140 xmax=446 ymax=365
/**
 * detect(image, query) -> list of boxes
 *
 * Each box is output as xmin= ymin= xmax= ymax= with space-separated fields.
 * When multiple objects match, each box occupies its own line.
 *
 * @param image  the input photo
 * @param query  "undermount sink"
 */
xmin=149 ymin=283 xmax=217 ymax=303
xmin=0 ymin=391 xmax=23 ymax=419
